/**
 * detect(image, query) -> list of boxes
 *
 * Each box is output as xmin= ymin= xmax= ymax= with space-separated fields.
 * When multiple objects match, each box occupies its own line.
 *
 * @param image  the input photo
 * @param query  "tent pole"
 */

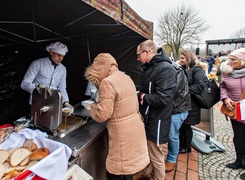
xmin=31 ymin=0 xmax=37 ymax=43
xmin=86 ymin=34 xmax=91 ymax=65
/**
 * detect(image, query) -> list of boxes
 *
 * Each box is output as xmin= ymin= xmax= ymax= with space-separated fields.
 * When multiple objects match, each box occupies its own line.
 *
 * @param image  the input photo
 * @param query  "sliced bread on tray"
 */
xmin=9 ymin=148 xmax=30 ymax=167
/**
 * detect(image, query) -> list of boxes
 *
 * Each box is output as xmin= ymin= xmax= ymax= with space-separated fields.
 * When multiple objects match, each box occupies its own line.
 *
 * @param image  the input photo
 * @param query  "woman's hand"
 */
xmin=86 ymin=103 xmax=97 ymax=111
xmin=224 ymin=98 xmax=235 ymax=111
xmin=86 ymin=104 xmax=92 ymax=111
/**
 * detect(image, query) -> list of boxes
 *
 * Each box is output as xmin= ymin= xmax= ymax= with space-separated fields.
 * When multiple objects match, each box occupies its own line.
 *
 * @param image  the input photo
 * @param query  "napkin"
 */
xmin=0 ymin=128 xmax=72 ymax=180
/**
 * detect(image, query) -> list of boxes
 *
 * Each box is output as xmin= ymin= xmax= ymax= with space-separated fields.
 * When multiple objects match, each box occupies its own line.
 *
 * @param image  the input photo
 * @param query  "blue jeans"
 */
xmin=167 ymin=111 xmax=188 ymax=163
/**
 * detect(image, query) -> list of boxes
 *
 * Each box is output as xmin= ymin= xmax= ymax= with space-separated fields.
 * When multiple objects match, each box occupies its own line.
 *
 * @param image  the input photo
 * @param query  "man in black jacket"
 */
xmin=136 ymin=40 xmax=176 ymax=179
xmin=165 ymin=61 xmax=191 ymax=172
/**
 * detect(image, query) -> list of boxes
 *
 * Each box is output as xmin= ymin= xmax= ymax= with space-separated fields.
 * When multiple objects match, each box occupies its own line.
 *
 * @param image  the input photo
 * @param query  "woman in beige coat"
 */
xmin=85 ymin=53 xmax=150 ymax=179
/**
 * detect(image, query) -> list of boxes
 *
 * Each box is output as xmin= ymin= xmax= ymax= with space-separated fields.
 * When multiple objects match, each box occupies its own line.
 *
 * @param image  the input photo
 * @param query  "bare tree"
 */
xmin=155 ymin=3 xmax=209 ymax=60
xmin=231 ymin=27 xmax=245 ymax=38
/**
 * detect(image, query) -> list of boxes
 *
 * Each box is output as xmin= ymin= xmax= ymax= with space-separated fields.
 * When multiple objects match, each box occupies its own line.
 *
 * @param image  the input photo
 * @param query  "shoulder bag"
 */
xmin=192 ymin=78 xmax=220 ymax=109
xmin=221 ymin=86 xmax=245 ymax=122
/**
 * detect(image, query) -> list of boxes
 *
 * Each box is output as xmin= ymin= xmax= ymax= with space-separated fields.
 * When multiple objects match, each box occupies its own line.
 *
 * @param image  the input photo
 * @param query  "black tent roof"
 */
xmin=0 ymin=0 xmax=153 ymax=51
xmin=0 ymin=0 xmax=153 ymax=123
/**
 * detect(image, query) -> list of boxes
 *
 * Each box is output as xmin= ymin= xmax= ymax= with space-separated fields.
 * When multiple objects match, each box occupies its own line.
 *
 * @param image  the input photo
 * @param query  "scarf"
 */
xmin=231 ymin=68 xmax=245 ymax=78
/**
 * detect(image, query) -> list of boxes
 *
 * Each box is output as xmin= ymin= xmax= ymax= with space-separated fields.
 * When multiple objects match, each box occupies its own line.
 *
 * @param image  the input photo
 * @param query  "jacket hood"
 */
xmin=154 ymin=48 xmax=172 ymax=64
xmin=220 ymin=59 xmax=233 ymax=74
xmin=195 ymin=61 xmax=207 ymax=71
xmin=85 ymin=53 xmax=118 ymax=89
xmin=142 ymin=48 xmax=172 ymax=70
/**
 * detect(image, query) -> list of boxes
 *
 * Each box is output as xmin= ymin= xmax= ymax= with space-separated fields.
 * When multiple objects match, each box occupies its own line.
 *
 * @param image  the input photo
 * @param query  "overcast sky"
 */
xmin=124 ymin=0 xmax=245 ymax=48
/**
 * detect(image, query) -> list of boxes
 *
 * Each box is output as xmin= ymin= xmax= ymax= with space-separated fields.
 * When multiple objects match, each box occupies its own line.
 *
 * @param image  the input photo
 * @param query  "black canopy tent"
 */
xmin=0 ymin=0 xmax=153 ymax=123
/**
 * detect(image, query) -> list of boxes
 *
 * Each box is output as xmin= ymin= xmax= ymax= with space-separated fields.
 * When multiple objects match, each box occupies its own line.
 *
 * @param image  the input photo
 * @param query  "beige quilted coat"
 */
xmin=85 ymin=53 xmax=149 ymax=175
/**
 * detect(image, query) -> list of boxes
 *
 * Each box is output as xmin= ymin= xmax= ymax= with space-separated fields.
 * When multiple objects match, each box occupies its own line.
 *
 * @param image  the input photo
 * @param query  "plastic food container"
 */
xmin=81 ymin=99 xmax=94 ymax=108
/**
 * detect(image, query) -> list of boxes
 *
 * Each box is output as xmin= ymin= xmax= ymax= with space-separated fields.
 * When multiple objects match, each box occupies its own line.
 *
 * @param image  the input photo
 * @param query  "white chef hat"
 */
xmin=46 ymin=42 xmax=68 ymax=55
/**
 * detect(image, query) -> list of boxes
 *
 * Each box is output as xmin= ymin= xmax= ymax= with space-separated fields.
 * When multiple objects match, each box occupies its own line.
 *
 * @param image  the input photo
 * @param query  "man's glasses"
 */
xmin=137 ymin=50 xmax=146 ymax=58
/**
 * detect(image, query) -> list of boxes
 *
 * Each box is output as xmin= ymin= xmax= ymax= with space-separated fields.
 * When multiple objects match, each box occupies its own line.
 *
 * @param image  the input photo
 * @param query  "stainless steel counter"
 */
xmin=50 ymin=118 xmax=108 ymax=180
xmin=51 ymin=119 xmax=106 ymax=156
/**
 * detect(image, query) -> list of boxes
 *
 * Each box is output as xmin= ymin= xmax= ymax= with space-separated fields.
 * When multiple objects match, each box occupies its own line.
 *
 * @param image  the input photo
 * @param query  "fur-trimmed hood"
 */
xmin=84 ymin=53 xmax=118 ymax=89
xmin=84 ymin=53 xmax=150 ymax=174
xmin=220 ymin=59 xmax=233 ymax=75
xmin=195 ymin=61 xmax=208 ymax=71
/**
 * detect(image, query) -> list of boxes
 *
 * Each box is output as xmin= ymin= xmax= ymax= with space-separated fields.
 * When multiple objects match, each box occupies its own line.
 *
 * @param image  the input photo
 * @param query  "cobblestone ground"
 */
xmin=198 ymin=107 xmax=244 ymax=180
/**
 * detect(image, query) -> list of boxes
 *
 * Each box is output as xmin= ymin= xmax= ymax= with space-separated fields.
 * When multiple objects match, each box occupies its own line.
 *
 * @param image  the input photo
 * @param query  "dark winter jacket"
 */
xmin=208 ymin=56 xmax=215 ymax=66
xmin=183 ymin=63 xmax=207 ymax=126
xmin=138 ymin=49 xmax=176 ymax=144
xmin=171 ymin=62 xmax=191 ymax=114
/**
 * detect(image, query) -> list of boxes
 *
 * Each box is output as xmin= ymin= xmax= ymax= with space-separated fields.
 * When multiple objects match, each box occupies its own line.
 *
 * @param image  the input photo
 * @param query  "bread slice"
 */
xmin=3 ymin=162 xmax=14 ymax=174
xmin=0 ymin=163 xmax=4 ymax=179
xmin=9 ymin=148 xmax=30 ymax=167
xmin=0 ymin=150 xmax=10 ymax=164
xmin=9 ymin=148 xmax=17 ymax=155
xmin=23 ymin=160 xmax=38 ymax=172
xmin=16 ymin=165 xmax=26 ymax=171
xmin=31 ymin=142 xmax=37 ymax=152
xmin=22 ymin=139 xmax=33 ymax=152
xmin=19 ymin=156 xmax=30 ymax=166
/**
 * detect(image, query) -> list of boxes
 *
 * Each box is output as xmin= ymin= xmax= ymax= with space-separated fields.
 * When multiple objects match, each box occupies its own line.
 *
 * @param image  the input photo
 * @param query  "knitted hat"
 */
xmin=229 ymin=48 xmax=245 ymax=61
xmin=46 ymin=42 xmax=68 ymax=55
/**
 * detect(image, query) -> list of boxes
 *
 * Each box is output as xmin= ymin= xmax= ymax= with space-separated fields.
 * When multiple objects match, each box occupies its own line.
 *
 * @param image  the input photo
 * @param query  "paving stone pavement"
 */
xmin=198 ymin=103 xmax=245 ymax=180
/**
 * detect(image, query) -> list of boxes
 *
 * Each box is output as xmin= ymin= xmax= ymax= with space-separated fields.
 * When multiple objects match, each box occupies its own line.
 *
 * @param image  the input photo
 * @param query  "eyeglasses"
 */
xmin=137 ymin=50 xmax=146 ymax=58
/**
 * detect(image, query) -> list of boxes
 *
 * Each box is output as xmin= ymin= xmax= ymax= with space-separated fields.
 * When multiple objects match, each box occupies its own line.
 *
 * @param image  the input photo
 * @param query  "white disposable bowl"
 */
xmin=81 ymin=99 xmax=94 ymax=108
xmin=62 ymin=107 xmax=73 ymax=116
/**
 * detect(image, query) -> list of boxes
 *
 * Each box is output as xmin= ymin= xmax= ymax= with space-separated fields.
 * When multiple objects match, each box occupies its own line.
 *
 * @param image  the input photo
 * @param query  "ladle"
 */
xmin=62 ymin=107 xmax=73 ymax=127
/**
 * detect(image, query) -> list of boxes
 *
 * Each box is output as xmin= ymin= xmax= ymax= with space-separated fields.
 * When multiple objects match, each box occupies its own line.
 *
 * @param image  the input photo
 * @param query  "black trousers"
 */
xmin=179 ymin=123 xmax=193 ymax=149
xmin=231 ymin=120 xmax=245 ymax=155
xmin=106 ymin=171 xmax=133 ymax=180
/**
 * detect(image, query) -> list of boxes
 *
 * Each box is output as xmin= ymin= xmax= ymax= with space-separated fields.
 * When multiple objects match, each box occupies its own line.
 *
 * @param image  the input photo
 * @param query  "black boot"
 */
xmin=179 ymin=146 xmax=191 ymax=154
xmin=226 ymin=154 xmax=242 ymax=169
xmin=240 ymin=172 xmax=245 ymax=180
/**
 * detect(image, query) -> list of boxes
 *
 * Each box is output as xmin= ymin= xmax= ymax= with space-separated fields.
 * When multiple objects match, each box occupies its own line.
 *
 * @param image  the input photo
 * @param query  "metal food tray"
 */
xmin=54 ymin=115 xmax=87 ymax=138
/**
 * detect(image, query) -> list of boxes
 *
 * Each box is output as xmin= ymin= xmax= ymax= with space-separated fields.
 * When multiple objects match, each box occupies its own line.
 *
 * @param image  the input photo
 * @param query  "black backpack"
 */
xmin=171 ymin=61 xmax=188 ymax=91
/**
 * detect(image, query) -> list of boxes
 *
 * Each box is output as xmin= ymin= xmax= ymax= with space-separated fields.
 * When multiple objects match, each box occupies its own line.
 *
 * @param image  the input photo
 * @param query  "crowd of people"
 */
xmin=21 ymin=40 xmax=245 ymax=179
xmin=84 ymin=41 xmax=245 ymax=179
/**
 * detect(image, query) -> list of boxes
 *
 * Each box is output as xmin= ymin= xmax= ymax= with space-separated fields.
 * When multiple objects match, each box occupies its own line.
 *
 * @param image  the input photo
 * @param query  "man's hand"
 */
xmin=137 ymin=91 xmax=145 ymax=105
xmin=64 ymin=102 xmax=74 ymax=109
